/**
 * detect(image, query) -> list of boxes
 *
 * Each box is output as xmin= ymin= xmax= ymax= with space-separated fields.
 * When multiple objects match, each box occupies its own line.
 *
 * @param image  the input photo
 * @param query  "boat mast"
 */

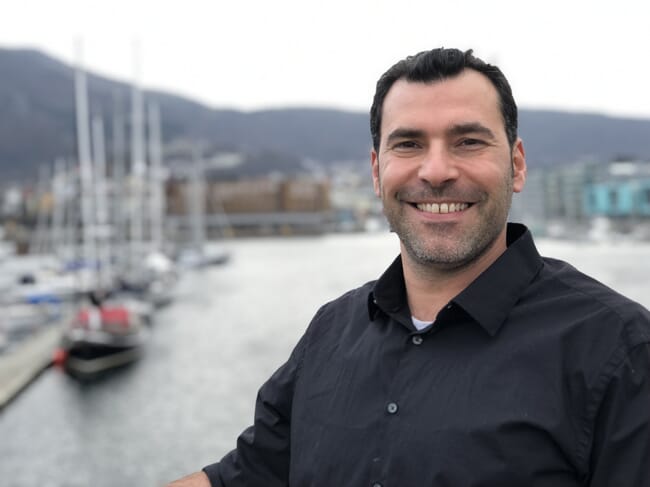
xmin=91 ymin=116 xmax=112 ymax=290
xmin=112 ymin=91 xmax=128 ymax=276
xmin=29 ymin=165 xmax=50 ymax=254
xmin=51 ymin=158 xmax=67 ymax=259
xmin=147 ymin=102 xmax=165 ymax=254
xmin=130 ymin=41 xmax=146 ymax=268
xmin=189 ymin=148 xmax=206 ymax=252
xmin=74 ymin=42 xmax=98 ymax=291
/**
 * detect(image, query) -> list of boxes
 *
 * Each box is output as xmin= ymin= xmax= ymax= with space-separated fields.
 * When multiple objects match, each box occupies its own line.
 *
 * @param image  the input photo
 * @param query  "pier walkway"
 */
xmin=0 ymin=323 xmax=63 ymax=410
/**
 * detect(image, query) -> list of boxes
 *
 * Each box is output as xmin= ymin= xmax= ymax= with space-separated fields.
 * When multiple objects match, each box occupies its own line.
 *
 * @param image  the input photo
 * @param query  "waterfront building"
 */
xmin=584 ymin=160 xmax=650 ymax=236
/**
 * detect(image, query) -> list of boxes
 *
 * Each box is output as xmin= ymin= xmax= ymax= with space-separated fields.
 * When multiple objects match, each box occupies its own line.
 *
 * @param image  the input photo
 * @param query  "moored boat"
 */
xmin=57 ymin=302 xmax=149 ymax=379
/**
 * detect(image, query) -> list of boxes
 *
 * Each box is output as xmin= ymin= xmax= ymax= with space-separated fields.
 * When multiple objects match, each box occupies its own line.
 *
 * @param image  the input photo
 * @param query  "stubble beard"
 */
xmin=380 ymin=174 xmax=514 ymax=272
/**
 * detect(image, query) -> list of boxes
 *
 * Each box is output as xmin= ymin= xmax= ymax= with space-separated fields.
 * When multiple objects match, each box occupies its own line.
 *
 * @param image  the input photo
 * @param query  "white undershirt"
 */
xmin=411 ymin=316 xmax=435 ymax=331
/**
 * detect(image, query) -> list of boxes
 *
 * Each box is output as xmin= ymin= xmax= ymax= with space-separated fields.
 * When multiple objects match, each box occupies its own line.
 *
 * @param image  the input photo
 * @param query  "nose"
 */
xmin=417 ymin=146 xmax=459 ymax=187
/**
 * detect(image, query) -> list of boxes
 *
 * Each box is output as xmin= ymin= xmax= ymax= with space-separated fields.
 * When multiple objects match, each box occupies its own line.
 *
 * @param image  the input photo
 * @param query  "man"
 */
xmin=170 ymin=48 xmax=650 ymax=486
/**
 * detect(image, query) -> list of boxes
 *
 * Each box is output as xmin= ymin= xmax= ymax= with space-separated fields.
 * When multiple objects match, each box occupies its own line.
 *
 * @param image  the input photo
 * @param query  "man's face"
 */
xmin=371 ymin=69 xmax=526 ymax=271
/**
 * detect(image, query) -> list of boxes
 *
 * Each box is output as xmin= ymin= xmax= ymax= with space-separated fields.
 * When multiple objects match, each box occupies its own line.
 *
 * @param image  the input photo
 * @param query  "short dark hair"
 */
xmin=370 ymin=48 xmax=518 ymax=152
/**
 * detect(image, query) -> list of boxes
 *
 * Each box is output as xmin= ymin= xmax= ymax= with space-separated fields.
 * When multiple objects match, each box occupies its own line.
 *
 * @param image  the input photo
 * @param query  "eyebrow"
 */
xmin=448 ymin=122 xmax=496 ymax=140
xmin=385 ymin=128 xmax=426 ymax=145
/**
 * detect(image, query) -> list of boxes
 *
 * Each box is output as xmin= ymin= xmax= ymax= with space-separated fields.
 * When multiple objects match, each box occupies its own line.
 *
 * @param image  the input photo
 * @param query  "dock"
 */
xmin=0 ymin=323 xmax=63 ymax=411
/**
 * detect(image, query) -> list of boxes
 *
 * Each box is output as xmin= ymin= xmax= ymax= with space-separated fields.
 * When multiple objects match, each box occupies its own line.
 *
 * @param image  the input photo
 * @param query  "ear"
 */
xmin=371 ymin=149 xmax=381 ymax=197
xmin=511 ymin=138 xmax=527 ymax=193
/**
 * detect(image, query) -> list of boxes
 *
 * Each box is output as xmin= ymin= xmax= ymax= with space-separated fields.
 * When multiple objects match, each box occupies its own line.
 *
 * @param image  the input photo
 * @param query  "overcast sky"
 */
xmin=1 ymin=0 xmax=649 ymax=118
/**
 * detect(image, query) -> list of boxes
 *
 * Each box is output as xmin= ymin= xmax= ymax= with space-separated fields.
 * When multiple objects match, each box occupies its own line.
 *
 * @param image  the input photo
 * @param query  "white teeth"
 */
xmin=416 ymin=202 xmax=468 ymax=214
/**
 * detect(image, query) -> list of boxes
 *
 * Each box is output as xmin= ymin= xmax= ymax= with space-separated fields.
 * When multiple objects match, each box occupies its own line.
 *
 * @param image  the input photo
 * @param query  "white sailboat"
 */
xmin=116 ymin=97 xmax=178 ymax=305
xmin=176 ymin=149 xmax=231 ymax=269
xmin=58 ymin=48 xmax=150 ymax=379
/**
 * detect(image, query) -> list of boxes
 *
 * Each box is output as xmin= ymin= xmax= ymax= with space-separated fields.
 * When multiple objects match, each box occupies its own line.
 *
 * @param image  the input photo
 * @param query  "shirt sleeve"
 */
xmin=588 ymin=341 xmax=650 ymax=487
xmin=202 ymin=332 xmax=307 ymax=487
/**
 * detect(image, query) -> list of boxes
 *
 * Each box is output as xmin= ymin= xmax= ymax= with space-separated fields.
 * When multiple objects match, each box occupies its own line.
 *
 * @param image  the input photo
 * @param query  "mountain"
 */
xmin=518 ymin=110 xmax=650 ymax=166
xmin=1 ymin=47 xmax=649 ymax=182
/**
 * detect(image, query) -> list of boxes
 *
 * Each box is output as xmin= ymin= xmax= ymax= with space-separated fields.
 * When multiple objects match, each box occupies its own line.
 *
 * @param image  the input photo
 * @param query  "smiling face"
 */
xmin=371 ymin=69 xmax=526 ymax=272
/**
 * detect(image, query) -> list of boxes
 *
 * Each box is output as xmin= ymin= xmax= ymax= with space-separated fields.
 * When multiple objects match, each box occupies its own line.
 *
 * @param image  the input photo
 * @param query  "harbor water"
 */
xmin=1 ymin=231 xmax=649 ymax=486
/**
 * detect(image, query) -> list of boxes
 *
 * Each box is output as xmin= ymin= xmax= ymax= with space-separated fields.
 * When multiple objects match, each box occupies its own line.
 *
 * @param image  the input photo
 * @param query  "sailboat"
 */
xmin=57 ymin=50 xmax=150 ymax=379
xmin=59 ymin=291 xmax=150 ymax=378
xmin=175 ymin=149 xmax=231 ymax=269
xmin=116 ymin=100 xmax=178 ymax=306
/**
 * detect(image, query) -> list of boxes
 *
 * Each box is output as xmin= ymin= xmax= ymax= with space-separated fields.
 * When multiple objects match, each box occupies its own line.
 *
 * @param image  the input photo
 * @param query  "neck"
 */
xmin=402 ymin=230 xmax=507 ymax=322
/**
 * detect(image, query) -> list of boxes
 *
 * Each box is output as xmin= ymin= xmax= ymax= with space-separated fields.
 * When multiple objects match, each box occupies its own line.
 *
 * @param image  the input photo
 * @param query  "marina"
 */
xmin=0 ymin=232 xmax=649 ymax=486
xmin=0 ymin=9 xmax=648 ymax=486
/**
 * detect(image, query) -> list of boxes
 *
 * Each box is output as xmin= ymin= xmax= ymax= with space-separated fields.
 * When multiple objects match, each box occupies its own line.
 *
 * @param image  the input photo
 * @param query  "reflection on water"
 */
xmin=0 ymin=232 xmax=648 ymax=486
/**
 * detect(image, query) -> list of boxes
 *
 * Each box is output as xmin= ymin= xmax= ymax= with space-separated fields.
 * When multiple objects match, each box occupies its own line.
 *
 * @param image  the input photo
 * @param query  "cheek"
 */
xmin=377 ymin=161 xmax=409 ymax=187
xmin=466 ymin=163 xmax=511 ymax=187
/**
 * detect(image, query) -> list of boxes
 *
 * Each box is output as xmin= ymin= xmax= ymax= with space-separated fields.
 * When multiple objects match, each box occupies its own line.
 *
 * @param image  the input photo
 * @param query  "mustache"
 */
xmin=394 ymin=184 xmax=484 ymax=202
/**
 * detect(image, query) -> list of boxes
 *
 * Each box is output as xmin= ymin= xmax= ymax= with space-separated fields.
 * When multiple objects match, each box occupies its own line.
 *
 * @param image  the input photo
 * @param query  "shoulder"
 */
xmin=319 ymin=280 xmax=376 ymax=316
xmin=302 ymin=280 xmax=377 ymax=342
xmin=539 ymin=257 xmax=650 ymax=346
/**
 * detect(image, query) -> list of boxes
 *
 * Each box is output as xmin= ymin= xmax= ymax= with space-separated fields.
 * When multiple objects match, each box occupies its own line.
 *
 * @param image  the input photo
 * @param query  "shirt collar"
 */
xmin=368 ymin=253 xmax=407 ymax=322
xmin=369 ymin=223 xmax=543 ymax=336
xmin=454 ymin=223 xmax=543 ymax=336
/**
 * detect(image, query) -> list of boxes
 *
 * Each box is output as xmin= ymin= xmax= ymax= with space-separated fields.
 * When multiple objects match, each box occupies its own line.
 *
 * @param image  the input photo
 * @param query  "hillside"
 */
xmin=1 ymin=47 xmax=649 ymax=182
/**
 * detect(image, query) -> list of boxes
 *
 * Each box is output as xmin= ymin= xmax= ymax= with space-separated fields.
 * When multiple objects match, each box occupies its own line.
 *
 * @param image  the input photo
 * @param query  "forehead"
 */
xmin=381 ymin=69 xmax=504 ymax=139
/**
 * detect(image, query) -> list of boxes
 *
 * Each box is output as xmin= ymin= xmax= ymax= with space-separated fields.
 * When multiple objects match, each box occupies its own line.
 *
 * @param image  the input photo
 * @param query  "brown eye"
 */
xmin=458 ymin=138 xmax=486 ymax=149
xmin=460 ymin=138 xmax=483 ymax=146
xmin=393 ymin=141 xmax=419 ymax=150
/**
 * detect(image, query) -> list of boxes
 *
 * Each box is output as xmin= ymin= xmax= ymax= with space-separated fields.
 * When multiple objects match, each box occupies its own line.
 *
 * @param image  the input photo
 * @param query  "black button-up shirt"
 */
xmin=204 ymin=223 xmax=650 ymax=486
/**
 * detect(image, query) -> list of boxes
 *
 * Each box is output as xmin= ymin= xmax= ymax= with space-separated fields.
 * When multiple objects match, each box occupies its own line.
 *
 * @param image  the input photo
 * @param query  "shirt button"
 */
xmin=411 ymin=335 xmax=423 ymax=345
xmin=386 ymin=402 xmax=398 ymax=414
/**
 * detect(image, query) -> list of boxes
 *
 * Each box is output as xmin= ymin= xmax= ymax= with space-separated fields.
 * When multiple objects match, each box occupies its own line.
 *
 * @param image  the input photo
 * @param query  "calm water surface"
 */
xmin=0 ymin=232 xmax=648 ymax=486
